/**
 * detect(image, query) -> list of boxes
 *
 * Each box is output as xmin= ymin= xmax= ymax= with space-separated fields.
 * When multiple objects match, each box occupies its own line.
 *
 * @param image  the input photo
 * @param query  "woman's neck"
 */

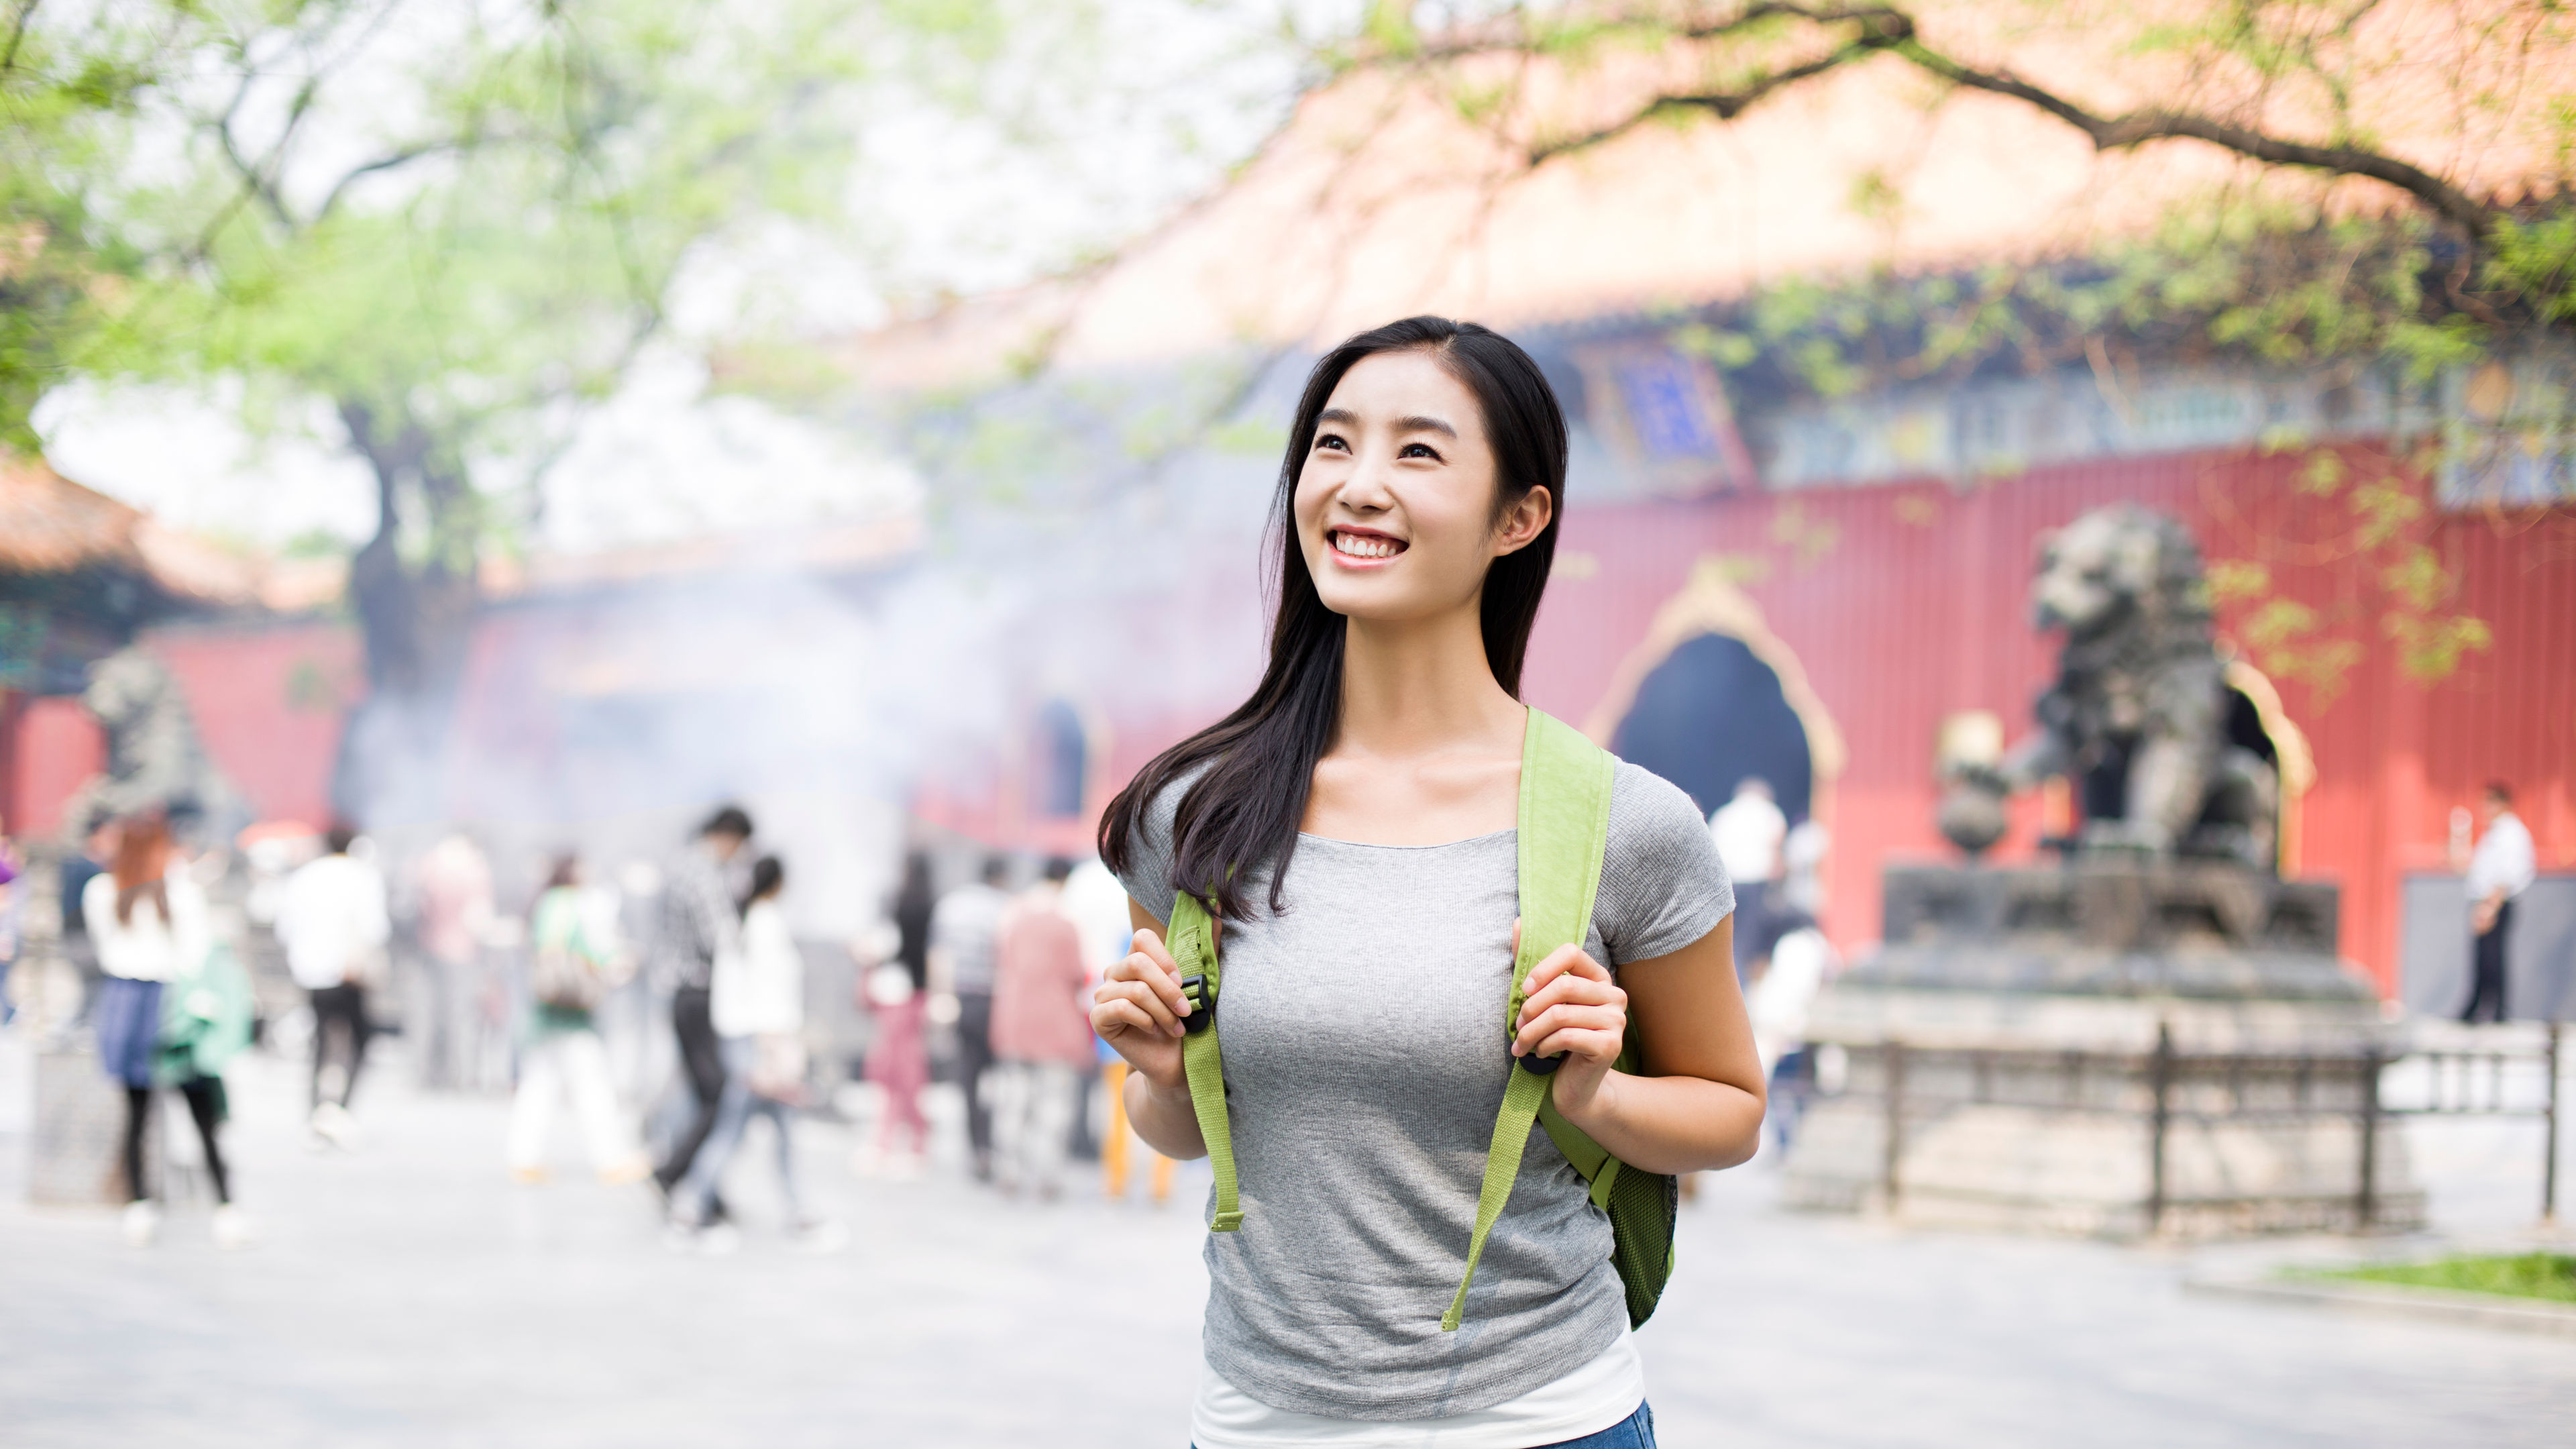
xmin=1334 ymin=601 xmax=1522 ymax=761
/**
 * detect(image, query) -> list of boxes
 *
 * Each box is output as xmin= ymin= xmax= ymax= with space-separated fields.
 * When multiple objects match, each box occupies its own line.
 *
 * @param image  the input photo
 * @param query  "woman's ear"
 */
xmin=1492 ymin=486 xmax=1554 ymax=557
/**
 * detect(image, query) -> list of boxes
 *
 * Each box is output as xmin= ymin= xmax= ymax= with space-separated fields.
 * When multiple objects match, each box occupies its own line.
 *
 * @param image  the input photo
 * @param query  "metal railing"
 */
xmin=2377 ymin=1024 xmax=2563 ymax=1226
xmin=1857 ymin=1023 xmax=2564 ymax=1232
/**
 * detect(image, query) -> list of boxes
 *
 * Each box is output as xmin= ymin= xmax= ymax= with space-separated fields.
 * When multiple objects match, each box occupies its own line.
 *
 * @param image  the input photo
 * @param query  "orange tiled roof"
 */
xmin=0 ymin=451 xmax=260 ymax=606
xmin=0 ymin=450 xmax=144 ymax=574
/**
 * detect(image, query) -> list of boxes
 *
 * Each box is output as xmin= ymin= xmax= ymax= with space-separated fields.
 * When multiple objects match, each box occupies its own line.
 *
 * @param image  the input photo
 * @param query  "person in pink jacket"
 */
xmin=989 ymin=857 xmax=1095 ymax=1199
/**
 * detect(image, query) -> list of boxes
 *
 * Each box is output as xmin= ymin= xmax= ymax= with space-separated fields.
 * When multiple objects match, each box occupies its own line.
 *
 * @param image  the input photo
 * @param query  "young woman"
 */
xmin=507 ymin=855 xmax=649 ymax=1185
xmin=1094 ymin=317 xmax=1765 ymax=1449
xmin=673 ymin=855 xmax=841 ymax=1251
xmin=85 ymin=813 xmax=250 ymax=1249
xmin=861 ymin=851 xmax=936 ymax=1177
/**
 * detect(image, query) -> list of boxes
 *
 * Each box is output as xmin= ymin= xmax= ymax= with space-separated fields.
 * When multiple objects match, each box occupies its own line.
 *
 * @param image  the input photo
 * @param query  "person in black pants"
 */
xmin=663 ymin=983 xmax=726 ymax=1190
xmin=124 ymin=1077 xmax=232 ymax=1214
xmin=653 ymin=805 xmax=753 ymax=1206
xmin=309 ymin=982 xmax=371 ymax=1110
xmin=2458 ymin=782 xmax=2534 ymax=1026
xmin=2461 ymin=900 xmax=2516 ymax=1024
xmin=930 ymin=855 xmax=1012 ymax=1181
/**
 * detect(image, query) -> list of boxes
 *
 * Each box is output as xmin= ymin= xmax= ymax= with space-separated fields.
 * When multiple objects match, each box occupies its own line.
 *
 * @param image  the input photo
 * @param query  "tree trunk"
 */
xmin=330 ymin=400 xmax=483 ymax=828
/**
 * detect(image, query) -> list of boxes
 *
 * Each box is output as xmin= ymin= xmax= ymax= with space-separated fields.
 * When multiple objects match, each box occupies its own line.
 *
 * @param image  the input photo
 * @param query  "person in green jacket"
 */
xmin=507 ymin=855 xmax=649 ymax=1185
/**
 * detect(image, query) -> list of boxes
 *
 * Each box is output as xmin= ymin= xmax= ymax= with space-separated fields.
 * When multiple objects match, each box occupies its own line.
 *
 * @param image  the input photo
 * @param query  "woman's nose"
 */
xmin=1341 ymin=454 xmax=1399 ymax=508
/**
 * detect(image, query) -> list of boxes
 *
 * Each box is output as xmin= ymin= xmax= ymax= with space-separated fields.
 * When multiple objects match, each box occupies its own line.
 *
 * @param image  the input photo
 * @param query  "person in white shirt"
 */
xmin=1746 ymin=926 xmax=1836 ymax=1153
xmin=672 ymin=855 xmax=840 ymax=1251
xmin=84 ymin=812 xmax=246 ymax=1248
xmin=1709 ymin=777 xmax=1787 ymax=885
xmin=1780 ymin=818 xmax=1830 ymax=920
xmin=1710 ymin=777 xmax=1788 ymax=982
xmin=278 ymin=825 xmax=390 ymax=1143
xmin=2460 ymin=781 xmax=2537 ymax=1024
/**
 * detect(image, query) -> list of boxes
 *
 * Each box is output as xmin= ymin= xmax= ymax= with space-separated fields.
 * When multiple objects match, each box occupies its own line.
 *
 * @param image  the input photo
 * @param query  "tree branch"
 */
xmin=2 ymin=0 xmax=42 ymax=75
xmin=1483 ymin=3 xmax=2498 ymax=244
xmin=213 ymin=62 xmax=298 ymax=231
xmin=1512 ymin=7 xmax=1918 ymax=164
xmin=1891 ymin=40 xmax=2496 ymax=243
xmin=313 ymin=144 xmax=453 ymax=223
xmin=1531 ymin=36 xmax=1901 ymax=162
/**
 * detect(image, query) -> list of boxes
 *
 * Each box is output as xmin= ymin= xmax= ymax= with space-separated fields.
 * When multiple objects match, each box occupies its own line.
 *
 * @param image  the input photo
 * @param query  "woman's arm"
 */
xmin=1087 ymin=897 xmax=1210 ymax=1161
xmin=1511 ymin=914 xmax=1766 ymax=1175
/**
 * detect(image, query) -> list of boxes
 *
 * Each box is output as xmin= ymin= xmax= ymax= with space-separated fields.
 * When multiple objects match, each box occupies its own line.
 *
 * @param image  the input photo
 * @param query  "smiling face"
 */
xmin=1292 ymin=348 xmax=1551 ymax=625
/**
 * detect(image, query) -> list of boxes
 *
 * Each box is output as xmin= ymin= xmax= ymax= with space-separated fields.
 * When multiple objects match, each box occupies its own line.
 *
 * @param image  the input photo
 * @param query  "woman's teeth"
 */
xmin=1335 ymin=532 xmax=1401 ymax=559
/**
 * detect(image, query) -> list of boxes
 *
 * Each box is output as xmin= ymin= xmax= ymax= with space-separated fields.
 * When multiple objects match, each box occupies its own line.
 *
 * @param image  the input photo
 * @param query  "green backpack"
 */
xmin=1165 ymin=706 xmax=1678 ymax=1332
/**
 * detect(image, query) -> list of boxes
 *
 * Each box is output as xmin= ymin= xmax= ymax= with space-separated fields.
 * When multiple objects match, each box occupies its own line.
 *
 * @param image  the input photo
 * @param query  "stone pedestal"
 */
xmin=29 ymin=1042 xmax=153 ymax=1206
xmin=1781 ymin=859 xmax=2426 ymax=1237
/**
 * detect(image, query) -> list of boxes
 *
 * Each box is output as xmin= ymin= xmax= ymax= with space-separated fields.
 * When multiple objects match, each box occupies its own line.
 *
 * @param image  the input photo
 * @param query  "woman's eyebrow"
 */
xmin=1314 ymin=407 xmax=1456 ymax=439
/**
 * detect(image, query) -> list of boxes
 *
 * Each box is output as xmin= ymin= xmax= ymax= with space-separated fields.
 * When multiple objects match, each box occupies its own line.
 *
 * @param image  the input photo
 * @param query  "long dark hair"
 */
xmin=543 ymin=853 xmax=580 ymax=892
xmin=1099 ymin=316 xmax=1568 ymax=920
xmin=892 ymin=850 xmax=935 ymax=988
xmin=741 ymin=855 xmax=784 ymax=918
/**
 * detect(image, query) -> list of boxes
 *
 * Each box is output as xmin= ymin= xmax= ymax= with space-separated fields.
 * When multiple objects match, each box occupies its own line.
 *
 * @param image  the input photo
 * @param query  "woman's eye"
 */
xmin=1399 ymin=442 xmax=1442 ymax=460
xmin=1315 ymin=433 xmax=1350 ymax=453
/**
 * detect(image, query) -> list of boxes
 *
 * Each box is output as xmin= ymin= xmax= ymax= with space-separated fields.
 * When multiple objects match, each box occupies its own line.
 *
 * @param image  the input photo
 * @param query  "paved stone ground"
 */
xmin=1 ymin=1027 xmax=2569 ymax=1447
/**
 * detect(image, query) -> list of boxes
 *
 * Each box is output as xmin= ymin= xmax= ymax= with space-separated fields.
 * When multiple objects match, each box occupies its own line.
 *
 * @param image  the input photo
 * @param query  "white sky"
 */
xmin=36 ymin=0 xmax=1333 ymax=555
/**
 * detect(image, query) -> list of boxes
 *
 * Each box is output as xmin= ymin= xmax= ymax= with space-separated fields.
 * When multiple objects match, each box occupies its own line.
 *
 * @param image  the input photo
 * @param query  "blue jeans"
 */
xmin=1193 ymin=1403 xmax=1654 ymax=1449
xmin=676 ymin=1036 xmax=801 ymax=1222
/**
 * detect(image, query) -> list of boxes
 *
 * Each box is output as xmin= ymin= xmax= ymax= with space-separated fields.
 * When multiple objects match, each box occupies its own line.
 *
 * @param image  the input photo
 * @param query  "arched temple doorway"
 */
xmin=2219 ymin=655 xmax=2317 ymax=875
xmin=1613 ymin=634 xmax=1813 ymax=820
xmin=1584 ymin=558 xmax=1849 ymax=827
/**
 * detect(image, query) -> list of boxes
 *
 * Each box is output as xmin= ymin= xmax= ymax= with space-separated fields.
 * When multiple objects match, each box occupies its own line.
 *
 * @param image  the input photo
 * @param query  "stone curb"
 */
xmin=2185 ymin=1271 xmax=2576 ymax=1340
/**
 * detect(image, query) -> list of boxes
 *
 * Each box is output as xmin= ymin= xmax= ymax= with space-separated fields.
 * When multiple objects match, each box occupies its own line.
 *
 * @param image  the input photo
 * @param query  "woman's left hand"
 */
xmin=1511 ymin=924 xmax=1628 ymax=1118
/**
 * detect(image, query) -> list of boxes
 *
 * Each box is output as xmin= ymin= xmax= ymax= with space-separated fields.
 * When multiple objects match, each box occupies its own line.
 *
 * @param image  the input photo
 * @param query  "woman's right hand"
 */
xmin=1091 ymin=926 xmax=1194 ymax=1090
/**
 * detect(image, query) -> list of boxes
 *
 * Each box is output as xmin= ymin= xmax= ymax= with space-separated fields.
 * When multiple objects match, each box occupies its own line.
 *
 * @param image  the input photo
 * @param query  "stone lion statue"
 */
xmin=1947 ymin=504 xmax=2278 ymax=866
xmin=60 ymin=645 xmax=244 ymax=844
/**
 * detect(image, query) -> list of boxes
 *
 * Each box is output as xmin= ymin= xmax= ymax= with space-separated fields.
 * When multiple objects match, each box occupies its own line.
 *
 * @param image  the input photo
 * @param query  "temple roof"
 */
xmin=0 ymin=451 xmax=260 ymax=606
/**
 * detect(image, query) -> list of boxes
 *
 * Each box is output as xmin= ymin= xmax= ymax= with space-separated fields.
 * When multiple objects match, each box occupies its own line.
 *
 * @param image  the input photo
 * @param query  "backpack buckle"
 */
xmin=1512 ymin=1028 xmax=1564 ymax=1074
xmin=1181 ymin=974 xmax=1217 ymax=1033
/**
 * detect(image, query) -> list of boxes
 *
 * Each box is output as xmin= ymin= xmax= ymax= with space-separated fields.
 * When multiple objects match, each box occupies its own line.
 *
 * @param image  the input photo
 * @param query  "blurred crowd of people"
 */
xmin=906 ymin=845 xmax=1165 ymax=1205
xmin=0 ymin=790 xmax=1195 ymax=1255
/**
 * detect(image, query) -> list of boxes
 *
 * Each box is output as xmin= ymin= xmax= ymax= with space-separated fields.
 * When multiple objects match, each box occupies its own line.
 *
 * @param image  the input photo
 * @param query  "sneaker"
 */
xmin=309 ymin=1102 xmax=360 ymax=1150
xmin=211 ymin=1205 xmax=255 ymax=1250
xmin=121 ymin=1200 xmax=160 ymax=1247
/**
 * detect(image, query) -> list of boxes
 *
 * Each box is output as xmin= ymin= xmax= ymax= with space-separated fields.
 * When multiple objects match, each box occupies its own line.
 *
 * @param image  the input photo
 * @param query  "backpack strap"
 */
xmin=1442 ymin=707 xmax=1615 ymax=1332
xmin=1168 ymin=888 xmax=1244 ymax=1232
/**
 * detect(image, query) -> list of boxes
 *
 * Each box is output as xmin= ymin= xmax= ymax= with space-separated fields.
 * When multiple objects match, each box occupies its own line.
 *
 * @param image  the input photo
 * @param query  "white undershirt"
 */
xmin=1191 ymin=1332 xmax=1644 ymax=1449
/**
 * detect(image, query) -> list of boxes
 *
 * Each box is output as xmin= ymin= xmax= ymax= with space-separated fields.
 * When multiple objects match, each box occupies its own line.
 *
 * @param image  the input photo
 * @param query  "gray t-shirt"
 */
xmin=1117 ymin=759 xmax=1732 ymax=1420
